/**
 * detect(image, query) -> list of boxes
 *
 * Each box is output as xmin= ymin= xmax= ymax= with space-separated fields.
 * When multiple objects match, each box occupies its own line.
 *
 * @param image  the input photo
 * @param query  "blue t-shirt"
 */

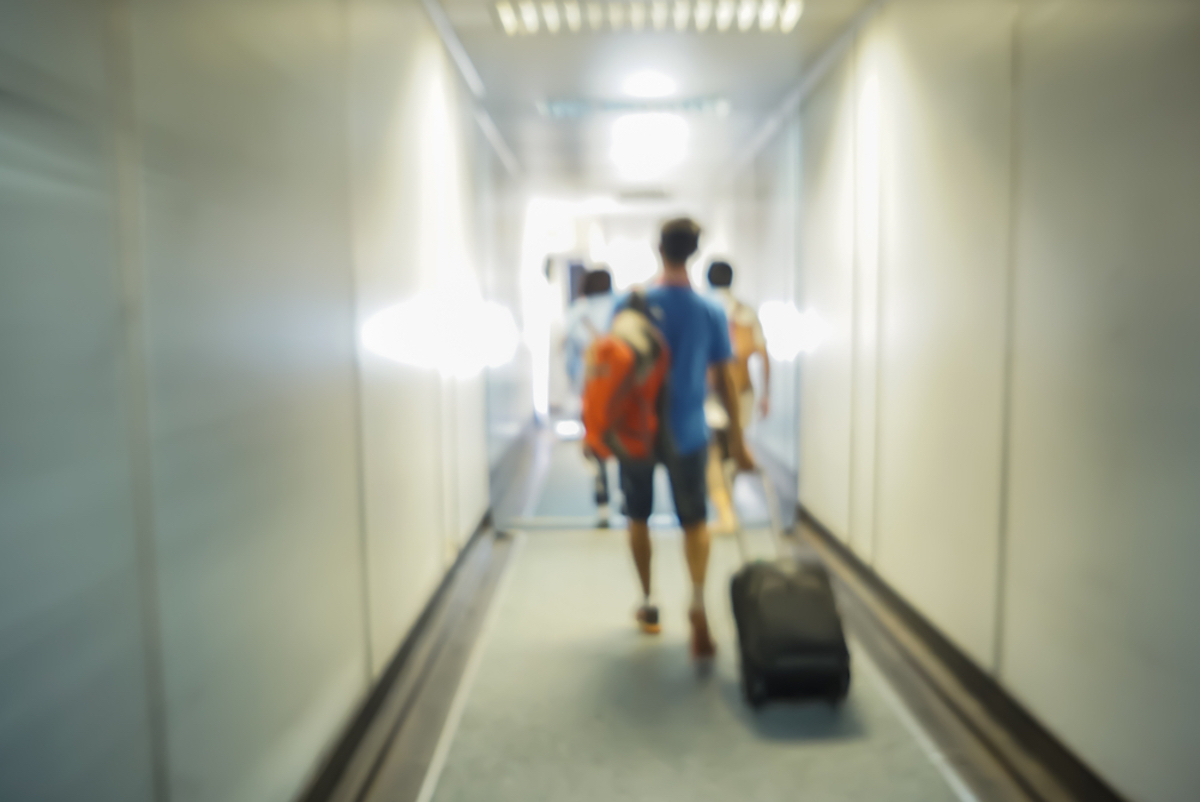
xmin=616 ymin=285 xmax=732 ymax=455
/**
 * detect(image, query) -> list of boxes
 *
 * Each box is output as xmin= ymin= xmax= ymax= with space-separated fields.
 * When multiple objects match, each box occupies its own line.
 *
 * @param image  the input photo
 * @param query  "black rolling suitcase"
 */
xmin=729 ymin=472 xmax=851 ymax=708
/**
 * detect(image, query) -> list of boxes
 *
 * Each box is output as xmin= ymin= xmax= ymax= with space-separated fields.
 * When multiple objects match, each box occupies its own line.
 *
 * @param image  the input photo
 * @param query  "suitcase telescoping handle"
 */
xmin=733 ymin=468 xmax=788 ymax=565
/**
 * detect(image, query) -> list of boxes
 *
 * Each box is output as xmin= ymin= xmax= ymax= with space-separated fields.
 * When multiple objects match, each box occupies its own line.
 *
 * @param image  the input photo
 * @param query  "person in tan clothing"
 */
xmin=704 ymin=260 xmax=770 ymax=534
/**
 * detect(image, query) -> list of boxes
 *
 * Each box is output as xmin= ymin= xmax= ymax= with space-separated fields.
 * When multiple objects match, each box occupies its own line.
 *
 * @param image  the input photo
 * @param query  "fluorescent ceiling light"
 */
xmin=543 ymin=1 xmax=561 ymax=32
xmin=715 ymin=0 xmax=735 ymax=31
xmin=587 ymin=2 xmax=604 ymax=28
xmin=610 ymin=113 xmax=688 ymax=181
xmin=693 ymin=0 xmax=713 ymax=30
xmin=608 ymin=2 xmax=625 ymax=28
xmin=520 ymin=0 xmax=540 ymax=32
xmin=622 ymin=70 xmax=676 ymax=98
xmin=496 ymin=1 xmax=519 ymax=34
xmin=564 ymin=0 xmax=582 ymax=29
xmin=651 ymin=0 xmax=669 ymax=28
xmin=630 ymin=1 xmax=647 ymax=29
xmin=779 ymin=0 xmax=802 ymax=32
xmin=673 ymin=0 xmax=690 ymax=30
xmin=758 ymin=0 xmax=778 ymax=29
xmin=737 ymin=0 xmax=756 ymax=31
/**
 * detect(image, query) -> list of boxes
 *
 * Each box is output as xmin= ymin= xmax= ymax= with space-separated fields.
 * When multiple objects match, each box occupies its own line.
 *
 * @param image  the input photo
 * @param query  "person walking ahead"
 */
xmin=704 ymin=260 xmax=770 ymax=534
xmin=564 ymin=268 xmax=617 ymax=525
xmin=619 ymin=218 xmax=754 ymax=659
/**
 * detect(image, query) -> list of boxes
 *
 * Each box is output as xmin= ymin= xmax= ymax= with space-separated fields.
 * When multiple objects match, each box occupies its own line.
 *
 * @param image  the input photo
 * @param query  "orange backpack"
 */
xmin=581 ymin=298 xmax=671 ymax=462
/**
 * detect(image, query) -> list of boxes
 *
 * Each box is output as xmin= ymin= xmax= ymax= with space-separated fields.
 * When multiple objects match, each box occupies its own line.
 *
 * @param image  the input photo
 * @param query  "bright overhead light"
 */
xmin=496 ymin=1 xmax=519 ymax=34
xmin=608 ymin=1 xmax=625 ymax=28
xmin=779 ymin=0 xmax=802 ymax=32
xmin=651 ymin=0 xmax=669 ymax=28
xmin=737 ymin=0 xmax=756 ymax=31
xmin=622 ymin=70 xmax=677 ymax=98
xmin=543 ymin=1 xmax=561 ymax=32
xmin=673 ymin=0 xmax=690 ymax=30
xmin=587 ymin=2 xmax=604 ymax=28
xmin=610 ymin=113 xmax=689 ymax=180
xmin=520 ymin=1 xmax=539 ymax=32
xmin=564 ymin=0 xmax=582 ymax=29
xmin=758 ymin=0 xmax=778 ymax=29
xmin=630 ymin=1 xmax=647 ymax=29
xmin=715 ymin=0 xmax=735 ymax=31
xmin=693 ymin=0 xmax=713 ymax=30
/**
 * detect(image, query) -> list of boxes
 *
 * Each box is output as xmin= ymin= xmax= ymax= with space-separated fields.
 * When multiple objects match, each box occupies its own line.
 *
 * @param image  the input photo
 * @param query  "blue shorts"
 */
xmin=619 ymin=447 xmax=707 ymax=527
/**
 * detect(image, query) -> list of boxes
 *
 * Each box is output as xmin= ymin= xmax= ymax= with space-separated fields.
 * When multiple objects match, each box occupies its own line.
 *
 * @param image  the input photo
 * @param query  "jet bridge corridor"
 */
xmin=3 ymin=2 xmax=1199 ymax=802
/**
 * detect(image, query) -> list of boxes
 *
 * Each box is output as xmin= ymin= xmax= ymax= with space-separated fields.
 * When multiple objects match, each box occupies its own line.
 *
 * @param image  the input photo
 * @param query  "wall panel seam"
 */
xmin=341 ymin=0 xmax=377 ymax=683
xmin=107 ymin=2 xmax=171 ymax=798
xmin=991 ymin=2 xmax=1023 ymax=680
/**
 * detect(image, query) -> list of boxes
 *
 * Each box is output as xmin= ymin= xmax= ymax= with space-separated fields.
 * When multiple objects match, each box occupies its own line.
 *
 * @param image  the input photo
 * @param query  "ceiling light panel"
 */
xmin=543 ymin=2 xmax=561 ymax=32
xmin=737 ymin=0 xmax=756 ymax=31
xmin=673 ymin=0 xmax=690 ymax=30
xmin=715 ymin=0 xmax=735 ymax=31
xmin=758 ymin=0 xmax=778 ymax=30
xmin=496 ymin=1 xmax=519 ymax=34
xmin=564 ymin=0 xmax=582 ymax=29
xmin=608 ymin=2 xmax=625 ymax=28
xmin=630 ymin=1 xmax=647 ymax=29
xmin=520 ymin=0 xmax=539 ymax=32
xmin=779 ymin=0 xmax=803 ymax=32
xmin=651 ymin=0 xmax=669 ymax=28
xmin=622 ymin=70 xmax=677 ymax=98
xmin=493 ymin=0 xmax=799 ymax=33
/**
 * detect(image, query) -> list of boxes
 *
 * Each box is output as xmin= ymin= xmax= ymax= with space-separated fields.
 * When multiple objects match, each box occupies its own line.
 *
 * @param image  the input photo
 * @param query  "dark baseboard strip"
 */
xmin=488 ymin=417 xmax=540 ymax=518
xmin=798 ymin=505 xmax=1127 ymax=802
xmin=297 ymin=509 xmax=496 ymax=802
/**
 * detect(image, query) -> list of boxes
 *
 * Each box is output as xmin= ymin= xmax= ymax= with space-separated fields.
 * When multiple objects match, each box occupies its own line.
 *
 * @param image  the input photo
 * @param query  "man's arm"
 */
xmin=756 ymin=344 xmax=771 ymax=418
xmin=714 ymin=361 xmax=755 ymax=471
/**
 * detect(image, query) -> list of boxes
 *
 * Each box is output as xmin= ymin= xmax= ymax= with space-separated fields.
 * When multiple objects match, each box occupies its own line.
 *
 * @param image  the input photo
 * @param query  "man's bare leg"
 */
xmin=629 ymin=520 xmax=660 ymax=633
xmin=706 ymin=440 xmax=738 ymax=535
xmin=683 ymin=521 xmax=716 ymax=657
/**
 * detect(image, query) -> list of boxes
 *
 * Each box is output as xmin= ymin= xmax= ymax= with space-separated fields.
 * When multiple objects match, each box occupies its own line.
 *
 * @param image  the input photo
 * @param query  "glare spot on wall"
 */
xmin=759 ymin=301 xmax=828 ymax=359
xmin=361 ymin=294 xmax=519 ymax=377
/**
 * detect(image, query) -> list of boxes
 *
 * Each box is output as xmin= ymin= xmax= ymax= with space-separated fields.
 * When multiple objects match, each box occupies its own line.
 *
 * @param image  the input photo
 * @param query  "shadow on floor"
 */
xmin=583 ymin=629 xmax=867 ymax=745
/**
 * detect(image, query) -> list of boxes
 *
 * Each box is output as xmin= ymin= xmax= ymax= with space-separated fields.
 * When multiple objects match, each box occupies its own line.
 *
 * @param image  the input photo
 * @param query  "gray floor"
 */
xmin=424 ymin=432 xmax=970 ymax=802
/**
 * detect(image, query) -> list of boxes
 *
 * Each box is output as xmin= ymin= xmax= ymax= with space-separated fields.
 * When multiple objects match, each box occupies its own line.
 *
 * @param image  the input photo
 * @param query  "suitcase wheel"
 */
xmin=742 ymin=669 xmax=768 ymax=709
xmin=826 ymin=668 xmax=851 ymax=705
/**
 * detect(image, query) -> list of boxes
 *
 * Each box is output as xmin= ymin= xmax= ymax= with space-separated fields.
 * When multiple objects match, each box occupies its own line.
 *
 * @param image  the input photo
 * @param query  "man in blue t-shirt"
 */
xmin=616 ymin=217 xmax=754 ymax=660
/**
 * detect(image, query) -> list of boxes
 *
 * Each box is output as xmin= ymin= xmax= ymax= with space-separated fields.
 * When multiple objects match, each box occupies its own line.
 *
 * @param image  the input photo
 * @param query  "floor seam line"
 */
xmin=412 ymin=532 xmax=526 ymax=802
xmin=857 ymin=641 xmax=981 ymax=802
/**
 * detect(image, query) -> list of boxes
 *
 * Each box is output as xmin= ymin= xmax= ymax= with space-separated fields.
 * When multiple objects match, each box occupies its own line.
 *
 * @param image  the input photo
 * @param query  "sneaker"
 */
xmin=689 ymin=608 xmax=716 ymax=659
xmin=595 ymin=503 xmax=610 ymax=529
xmin=635 ymin=605 xmax=661 ymax=635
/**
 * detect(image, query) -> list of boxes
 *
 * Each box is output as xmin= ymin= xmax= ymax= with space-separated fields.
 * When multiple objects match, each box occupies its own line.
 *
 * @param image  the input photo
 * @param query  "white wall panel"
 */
xmin=129 ymin=2 xmax=368 ymax=799
xmin=870 ymin=1 xmax=1014 ymax=668
xmin=1002 ymin=5 xmax=1200 ymax=801
xmin=0 ymin=4 xmax=156 ymax=799
xmin=748 ymin=121 xmax=801 ymax=473
xmin=797 ymin=55 xmax=857 ymax=542
xmin=347 ymin=0 xmax=496 ymax=672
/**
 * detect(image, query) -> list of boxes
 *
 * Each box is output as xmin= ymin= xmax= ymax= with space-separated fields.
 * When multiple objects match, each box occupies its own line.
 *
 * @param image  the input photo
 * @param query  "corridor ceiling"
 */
xmin=440 ymin=0 xmax=872 ymax=195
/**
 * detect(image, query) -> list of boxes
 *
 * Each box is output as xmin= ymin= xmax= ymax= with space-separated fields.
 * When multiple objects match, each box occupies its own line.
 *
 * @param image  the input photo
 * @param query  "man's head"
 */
xmin=659 ymin=217 xmax=701 ymax=266
xmin=707 ymin=260 xmax=733 ymax=288
xmin=582 ymin=267 xmax=613 ymax=296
